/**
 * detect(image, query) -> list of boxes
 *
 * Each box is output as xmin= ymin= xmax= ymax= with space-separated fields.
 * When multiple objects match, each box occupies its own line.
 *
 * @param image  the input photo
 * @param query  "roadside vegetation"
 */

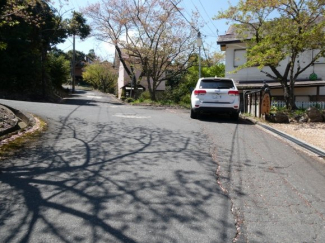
xmin=270 ymin=105 xmax=325 ymax=123
xmin=242 ymin=104 xmax=325 ymax=124
xmin=0 ymin=0 xmax=92 ymax=101
xmin=1 ymin=0 xmax=324 ymax=114
xmin=0 ymin=116 xmax=47 ymax=159
xmin=82 ymin=61 xmax=117 ymax=94
xmin=84 ymin=0 xmax=199 ymax=101
xmin=123 ymin=57 xmax=225 ymax=109
xmin=216 ymin=0 xmax=325 ymax=111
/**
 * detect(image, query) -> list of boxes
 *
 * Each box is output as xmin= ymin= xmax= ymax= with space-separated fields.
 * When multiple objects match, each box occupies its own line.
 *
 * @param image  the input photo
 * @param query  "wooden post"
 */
xmin=259 ymin=90 xmax=262 ymax=118
xmin=255 ymin=92 xmax=257 ymax=117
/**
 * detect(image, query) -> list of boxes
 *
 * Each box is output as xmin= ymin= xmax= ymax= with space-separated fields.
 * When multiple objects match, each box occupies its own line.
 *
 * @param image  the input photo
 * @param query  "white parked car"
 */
xmin=190 ymin=77 xmax=240 ymax=119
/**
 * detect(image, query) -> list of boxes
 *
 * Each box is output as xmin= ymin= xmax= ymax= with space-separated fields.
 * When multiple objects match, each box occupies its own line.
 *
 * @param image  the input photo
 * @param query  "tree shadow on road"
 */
xmin=0 ymin=115 xmax=235 ymax=242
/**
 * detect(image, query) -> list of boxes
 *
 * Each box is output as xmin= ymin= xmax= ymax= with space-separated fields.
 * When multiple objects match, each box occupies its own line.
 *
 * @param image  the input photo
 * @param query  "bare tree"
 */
xmin=84 ymin=0 xmax=198 ymax=100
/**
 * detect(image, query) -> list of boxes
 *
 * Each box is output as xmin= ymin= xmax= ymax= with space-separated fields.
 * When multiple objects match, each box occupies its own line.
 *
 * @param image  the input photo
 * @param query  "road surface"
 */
xmin=0 ymin=89 xmax=324 ymax=243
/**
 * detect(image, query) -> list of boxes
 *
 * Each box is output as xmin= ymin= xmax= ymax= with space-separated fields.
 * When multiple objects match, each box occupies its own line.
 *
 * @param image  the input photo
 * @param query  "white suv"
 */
xmin=190 ymin=77 xmax=240 ymax=119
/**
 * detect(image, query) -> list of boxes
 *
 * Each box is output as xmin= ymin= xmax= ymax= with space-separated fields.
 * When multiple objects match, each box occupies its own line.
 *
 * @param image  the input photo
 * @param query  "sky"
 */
xmin=52 ymin=0 xmax=239 ymax=61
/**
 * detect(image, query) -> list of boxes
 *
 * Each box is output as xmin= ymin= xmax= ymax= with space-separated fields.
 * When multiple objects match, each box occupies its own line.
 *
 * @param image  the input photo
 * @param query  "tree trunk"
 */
xmin=283 ymin=83 xmax=290 ymax=109
xmin=115 ymin=45 xmax=135 ymax=82
xmin=41 ymin=45 xmax=46 ymax=99
xmin=147 ymin=74 xmax=156 ymax=101
xmin=289 ymin=78 xmax=297 ymax=110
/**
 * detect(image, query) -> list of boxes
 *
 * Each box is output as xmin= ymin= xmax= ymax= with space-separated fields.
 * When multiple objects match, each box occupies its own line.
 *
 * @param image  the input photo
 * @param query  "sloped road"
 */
xmin=201 ymin=115 xmax=325 ymax=242
xmin=0 ymin=90 xmax=234 ymax=243
xmin=0 ymin=90 xmax=324 ymax=243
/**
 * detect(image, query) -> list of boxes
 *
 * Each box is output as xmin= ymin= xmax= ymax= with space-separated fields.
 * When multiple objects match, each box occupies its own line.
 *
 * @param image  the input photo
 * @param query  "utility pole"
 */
xmin=72 ymin=34 xmax=76 ymax=93
xmin=197 ymin=31 xmax=202 ymax=79
xmin=68 ymin=11 xmax=90 ymax=93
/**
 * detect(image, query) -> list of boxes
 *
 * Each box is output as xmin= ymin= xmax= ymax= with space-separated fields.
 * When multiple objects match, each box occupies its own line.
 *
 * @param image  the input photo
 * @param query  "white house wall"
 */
xmin=117 ymin=61 xmax=166 ymax=98
xmin=117 ymin=61 xmax=125 ymax=99
xmin=225 ymin=44 xmax=325 ymax=82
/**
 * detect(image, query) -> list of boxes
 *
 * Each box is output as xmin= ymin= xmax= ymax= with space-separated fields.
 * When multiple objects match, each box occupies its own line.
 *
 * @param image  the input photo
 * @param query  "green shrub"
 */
xmin=313 ymin=103 xmax=322 ymax=110
xmin=157 ymin=99 xmax=171 ymax=105
xmin=125 ymin=98 xmax=135 ymax=103
xmin=293 ymin=109 xmax=306 ymax=116
xmin=139 ymin=91 xmax=151 ymax=100
xmin=47 ymin=54 xmax=70 ymax=88
xmin=181 ymin=94 xmax=191 ymax=104
xmin=271 ymin=105 xmax=288 ymax=113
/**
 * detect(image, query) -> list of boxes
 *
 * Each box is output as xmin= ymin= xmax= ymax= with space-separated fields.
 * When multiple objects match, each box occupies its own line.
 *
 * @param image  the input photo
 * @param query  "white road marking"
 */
xmin=113 ymin=114 xmax=151 ymax=119
xmin=87 ymin=96 xmax=102 ymax=99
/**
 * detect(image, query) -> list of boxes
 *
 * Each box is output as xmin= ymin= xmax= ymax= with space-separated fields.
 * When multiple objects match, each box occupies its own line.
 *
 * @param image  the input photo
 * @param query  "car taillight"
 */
xmin=228 ymin=90 xmax=239 ymax=96
xmin=194 ymin=90 xmax=206 ymax=95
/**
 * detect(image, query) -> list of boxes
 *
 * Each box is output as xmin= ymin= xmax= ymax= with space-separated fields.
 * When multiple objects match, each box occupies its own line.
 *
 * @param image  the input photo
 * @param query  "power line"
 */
xmin=188 ymin=0 xmax=216 ymax=38
xmin=178 ymin=0 xmax=215 ymax=39
xmin=176 ymin=0 xmax=222 ymax=55
xmin=169 ymin=0 xmax=199 ymax=32
xmin=197 ymin=0 xmax=219 ymax=35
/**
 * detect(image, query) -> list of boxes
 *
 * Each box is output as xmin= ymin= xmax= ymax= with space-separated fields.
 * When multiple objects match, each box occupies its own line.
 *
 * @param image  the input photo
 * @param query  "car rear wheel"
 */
xmin=230 ymin=112 xmax=239 ymax=120
xmin=190 ymin=109 xmax=197 ymax=119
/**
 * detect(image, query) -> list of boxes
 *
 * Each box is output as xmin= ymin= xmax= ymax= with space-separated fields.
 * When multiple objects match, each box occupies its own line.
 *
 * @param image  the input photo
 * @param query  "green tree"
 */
xmin=167 ymin=56 xmax=225 ymax=104
xmin=66 ymin=50 xmax=87 ymax=63
xmin=0 ymin=0 xmax=67 ymax=99
xmin=87 ymin=49 xmax=97 ymax=61
xmin=216 ymin=0 xmax=325 ymax=110
xmin=47 ymin=52 xmax=70 ymax=88
xmin=82 ymin=61 xmax=117 ymax=93
xmin=0 ymin=0 xmax=45 ymax=49
xmin=201 ymin=62 xmax=225 ymax=78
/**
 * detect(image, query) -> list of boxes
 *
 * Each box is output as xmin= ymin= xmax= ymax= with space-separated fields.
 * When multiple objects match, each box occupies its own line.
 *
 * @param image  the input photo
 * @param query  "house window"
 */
xmin=234 ymin=49 xmax=246 ymax=67
xmin=313 ymin=49 xmax=325 ymax=64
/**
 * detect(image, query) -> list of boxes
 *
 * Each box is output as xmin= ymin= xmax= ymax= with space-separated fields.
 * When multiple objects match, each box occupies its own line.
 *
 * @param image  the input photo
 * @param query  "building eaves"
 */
xmin=217 ymin=25 xmax=255 ymax=45
xmin=237 ymin=80 xmax=325 ymax=90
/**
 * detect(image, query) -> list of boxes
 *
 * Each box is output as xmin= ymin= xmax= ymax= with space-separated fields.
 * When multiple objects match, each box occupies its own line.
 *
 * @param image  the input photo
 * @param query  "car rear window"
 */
xmin=199 ymin=79 xmax=234 ymax=89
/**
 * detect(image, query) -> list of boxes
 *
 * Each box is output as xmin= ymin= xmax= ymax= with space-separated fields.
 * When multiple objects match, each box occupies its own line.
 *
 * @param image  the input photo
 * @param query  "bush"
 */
xmin=139 ymin=91 xmax=151 ymax=101
xmin=125 ymin=97 xmax=135 ymax=103
xmin=292 ymin=109 xmax=306 ymax=116
xmin=47 ymin=54 xmax=70 ymax=88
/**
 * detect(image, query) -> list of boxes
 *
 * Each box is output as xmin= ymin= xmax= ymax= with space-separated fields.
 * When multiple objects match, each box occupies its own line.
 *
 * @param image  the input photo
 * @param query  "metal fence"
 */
xmin=243 ymin=88 xmax=325 ymax=118
xmin=243 ymin=89 xmax=264 ymax=118
xmin=271 ymin=101 xmax=325 ymax=110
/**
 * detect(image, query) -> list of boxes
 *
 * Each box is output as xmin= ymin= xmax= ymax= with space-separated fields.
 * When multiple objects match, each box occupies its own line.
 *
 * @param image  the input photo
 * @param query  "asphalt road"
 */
xmin=0 ymin=89 xmax=324 ymax=243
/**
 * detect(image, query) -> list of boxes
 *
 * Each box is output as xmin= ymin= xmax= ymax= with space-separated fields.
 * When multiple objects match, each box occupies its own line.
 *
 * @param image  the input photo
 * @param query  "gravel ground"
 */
xmin=267 ymin=122 xmax=325 ymax=151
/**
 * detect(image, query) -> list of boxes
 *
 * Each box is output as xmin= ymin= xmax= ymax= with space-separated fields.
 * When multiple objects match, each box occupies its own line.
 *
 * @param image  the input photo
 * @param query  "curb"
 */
xmin=0 ymin=105 xmax=19 ymax=136
xmin=0 ymin=104 xmax=36 ymax=139
xmin=241 ymin=115 xmax=325 ymax=158
xmin=1 ymin=104 xmax=36 ymax=127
